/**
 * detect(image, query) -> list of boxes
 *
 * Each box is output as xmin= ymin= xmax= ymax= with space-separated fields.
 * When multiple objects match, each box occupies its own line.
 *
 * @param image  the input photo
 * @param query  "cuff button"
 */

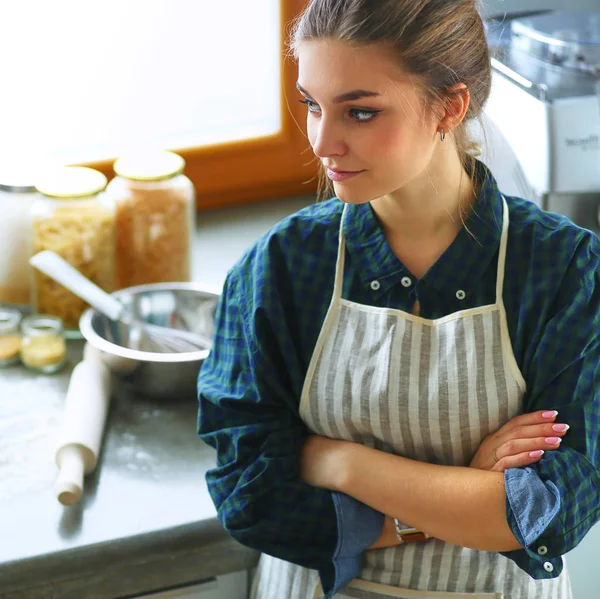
xmin=543 ymin=561 xmax=554 ymax=573
xmin=537 ymin=545 xmax=548 ymax=556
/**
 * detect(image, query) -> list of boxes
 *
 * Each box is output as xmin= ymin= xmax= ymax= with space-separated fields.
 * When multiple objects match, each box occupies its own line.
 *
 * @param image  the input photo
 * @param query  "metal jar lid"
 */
xmin=0 ymin=163 xmax=39 ymax=193
xmin=35 ymin=166 xmax=108 ymax=199
xmin=113 ymin=150 xmax=186 ymax=182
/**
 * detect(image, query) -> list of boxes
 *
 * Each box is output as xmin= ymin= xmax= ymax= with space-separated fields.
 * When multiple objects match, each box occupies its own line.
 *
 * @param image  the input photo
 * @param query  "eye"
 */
xmin=299 ymin=99 xmax=381 ymax=123
xmin=349 ymin=108 xmax=381 ymax=122
xmin=299 ymin=98 xmax=321 ymax=113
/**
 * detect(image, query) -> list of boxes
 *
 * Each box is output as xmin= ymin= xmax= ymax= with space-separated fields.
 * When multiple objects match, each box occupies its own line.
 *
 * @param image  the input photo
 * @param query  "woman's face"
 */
xmin=296 ymin=40 xmax=441 ymax=204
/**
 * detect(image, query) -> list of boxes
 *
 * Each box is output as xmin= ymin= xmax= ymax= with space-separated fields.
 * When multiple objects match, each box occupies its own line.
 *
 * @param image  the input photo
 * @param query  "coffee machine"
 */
xmin=472 ymin=10 xmax=600 ymax=236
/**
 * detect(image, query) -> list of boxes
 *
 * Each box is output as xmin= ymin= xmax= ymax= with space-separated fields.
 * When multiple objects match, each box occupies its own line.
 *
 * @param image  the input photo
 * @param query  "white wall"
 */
xmin=481 ymin=0 xmax=595 ymax=17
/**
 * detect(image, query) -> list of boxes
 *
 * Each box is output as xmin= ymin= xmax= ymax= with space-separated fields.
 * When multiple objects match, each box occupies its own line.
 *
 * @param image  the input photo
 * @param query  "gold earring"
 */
xmin=440 ymin=128 xmax=446 ymax=142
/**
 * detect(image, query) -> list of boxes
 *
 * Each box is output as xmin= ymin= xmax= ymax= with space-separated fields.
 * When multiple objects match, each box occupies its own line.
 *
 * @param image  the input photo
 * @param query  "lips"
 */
xmin=326 ymin=167 xmax=362 ymax=174
xmin=325 ymin=167 xmax=365 ymax=182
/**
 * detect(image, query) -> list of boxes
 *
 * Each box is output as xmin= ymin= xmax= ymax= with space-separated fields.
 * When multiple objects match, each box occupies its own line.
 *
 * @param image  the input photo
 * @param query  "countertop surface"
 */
xmin=0 ymin=195 xmax=314 ymax=599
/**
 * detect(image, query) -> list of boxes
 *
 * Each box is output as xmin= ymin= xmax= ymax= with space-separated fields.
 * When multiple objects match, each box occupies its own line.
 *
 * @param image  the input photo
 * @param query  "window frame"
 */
xmin=82 ymin=0 xmax=316 ymax=210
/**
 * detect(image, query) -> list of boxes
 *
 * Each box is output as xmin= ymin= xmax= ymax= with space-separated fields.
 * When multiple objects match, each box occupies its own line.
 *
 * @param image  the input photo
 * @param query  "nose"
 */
xmin=310 ymin=116 xmax=347 ymax=159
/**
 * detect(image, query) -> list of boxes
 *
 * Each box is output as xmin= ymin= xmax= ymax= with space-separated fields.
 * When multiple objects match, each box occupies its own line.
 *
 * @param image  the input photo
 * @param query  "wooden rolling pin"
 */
xmin=54 ymin=343 xmax=112 ymax=506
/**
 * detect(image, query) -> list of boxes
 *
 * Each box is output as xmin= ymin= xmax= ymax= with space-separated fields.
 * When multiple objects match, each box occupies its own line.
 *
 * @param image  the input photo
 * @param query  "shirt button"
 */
xmin=543 ymin=561 xmax=554 ymax=573
xmin=456 ymin=290 xmax=466 ymax=300
xmin=537 ymin=545 xmax=548 ymax=556
xmin=401 ymin=276 xmax=412 ymax=288
xmin=370 ymin=280 xmax=381 ymax=291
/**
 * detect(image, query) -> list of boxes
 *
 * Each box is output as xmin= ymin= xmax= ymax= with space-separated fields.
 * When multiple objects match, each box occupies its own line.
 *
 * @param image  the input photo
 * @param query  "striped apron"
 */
xmin=251 ymin=198 xmax=572 ymax=599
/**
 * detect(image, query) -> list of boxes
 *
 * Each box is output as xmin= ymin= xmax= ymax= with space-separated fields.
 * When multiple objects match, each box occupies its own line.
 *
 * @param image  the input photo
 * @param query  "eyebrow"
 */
xmin=296 ymin=82 xmax=381 ymax=104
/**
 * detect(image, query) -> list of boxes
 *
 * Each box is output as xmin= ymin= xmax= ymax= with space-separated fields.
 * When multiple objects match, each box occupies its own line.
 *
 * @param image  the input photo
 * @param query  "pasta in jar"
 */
xmin=31 ymin=167 xmax=115 ymax=334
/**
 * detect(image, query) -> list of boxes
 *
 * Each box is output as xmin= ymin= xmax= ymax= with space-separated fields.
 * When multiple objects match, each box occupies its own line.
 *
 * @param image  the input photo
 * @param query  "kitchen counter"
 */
xmin=0 ymin=195 xmax=314 ymax=599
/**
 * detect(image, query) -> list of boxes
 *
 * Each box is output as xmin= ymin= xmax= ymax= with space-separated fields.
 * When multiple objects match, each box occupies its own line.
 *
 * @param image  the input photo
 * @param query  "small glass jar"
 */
xmin=30 ymin=166 xmax=116 ymax=336
xmin=20 ymin=314 xmax=67 ymax=374
xmin=0 ymin=168 xmax=39 ymax=308
xmin=0 ymin=308 xmax=22 ymax=367
xmin=105 ymin=150 xmax=195 ymax=289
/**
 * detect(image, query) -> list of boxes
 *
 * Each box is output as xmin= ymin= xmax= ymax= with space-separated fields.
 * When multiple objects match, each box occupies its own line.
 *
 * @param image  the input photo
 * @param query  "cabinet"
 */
xmin=133 ymin=570 xmax=248 ymax=599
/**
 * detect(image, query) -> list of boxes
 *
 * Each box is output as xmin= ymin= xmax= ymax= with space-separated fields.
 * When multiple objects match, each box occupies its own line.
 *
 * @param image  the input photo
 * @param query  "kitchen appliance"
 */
xmin=79 ymin=282 xmax=220 ymax=400
xmin=473 ymin=10 xmax=600 ymax=236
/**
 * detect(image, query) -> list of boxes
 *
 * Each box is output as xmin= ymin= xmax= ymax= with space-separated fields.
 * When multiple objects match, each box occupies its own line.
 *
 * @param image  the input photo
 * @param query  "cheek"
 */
xmin=307 ymin=118 xmax=319 ymax=148
xmin=370 ymin=118 xmax=433 ymax=166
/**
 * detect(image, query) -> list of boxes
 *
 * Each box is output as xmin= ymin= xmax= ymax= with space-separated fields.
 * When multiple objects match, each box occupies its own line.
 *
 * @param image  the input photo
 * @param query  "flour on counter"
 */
xmin=0 ymin=375 xmax=65 ymax=503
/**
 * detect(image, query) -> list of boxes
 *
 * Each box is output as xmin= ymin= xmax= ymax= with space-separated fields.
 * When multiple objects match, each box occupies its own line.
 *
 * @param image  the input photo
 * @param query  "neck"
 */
xmin=370 ymin=148 xmax=476 ymax=243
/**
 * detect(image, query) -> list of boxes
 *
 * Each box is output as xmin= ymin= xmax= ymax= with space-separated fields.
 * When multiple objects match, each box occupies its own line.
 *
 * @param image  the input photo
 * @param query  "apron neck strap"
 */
xmin=495 ymin=196 xmax=510 ymax=304
xmin=332 ymin=203 xmax=348 ymax=301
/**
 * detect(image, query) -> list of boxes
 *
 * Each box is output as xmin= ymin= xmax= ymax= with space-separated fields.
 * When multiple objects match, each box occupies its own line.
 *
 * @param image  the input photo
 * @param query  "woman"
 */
xmin=197 ymin=1 xmax=600 ymax=597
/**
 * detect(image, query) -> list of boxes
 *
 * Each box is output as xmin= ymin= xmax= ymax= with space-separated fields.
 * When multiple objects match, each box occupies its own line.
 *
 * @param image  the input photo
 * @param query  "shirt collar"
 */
xmin=342 ymin=160 xmax=505 ymax=297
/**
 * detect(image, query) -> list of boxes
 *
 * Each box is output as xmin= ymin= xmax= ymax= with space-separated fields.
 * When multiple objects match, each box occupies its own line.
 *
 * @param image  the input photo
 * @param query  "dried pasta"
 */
xmin=31 ymin=203 xmax=116 ymax=329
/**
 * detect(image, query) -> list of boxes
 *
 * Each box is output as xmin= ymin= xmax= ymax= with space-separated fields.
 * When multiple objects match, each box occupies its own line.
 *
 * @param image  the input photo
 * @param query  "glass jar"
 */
xmin=0 ymin=308 xmax=22 ymax=367
xmin=105 ymin=150 xmax=195 ymax=289
xmin=0 ymin=170 xmax=39 ymax=308
xmin=20 ymin=314 xmax=67 ymax=373
xmin=31 ymin=166 xmax=116 ymax=336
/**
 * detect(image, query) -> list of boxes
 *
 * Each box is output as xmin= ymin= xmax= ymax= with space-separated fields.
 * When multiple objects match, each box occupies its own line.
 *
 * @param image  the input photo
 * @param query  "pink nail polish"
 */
xmin=542 ymin=410 xmax=558 ymax=419
xmin=545 ymin=437 xmax=562 ymax=444
xmin=552 ymin=424 xmax=569 ymax=432
xmin=530 ymin=450 xmax=545 ymax=458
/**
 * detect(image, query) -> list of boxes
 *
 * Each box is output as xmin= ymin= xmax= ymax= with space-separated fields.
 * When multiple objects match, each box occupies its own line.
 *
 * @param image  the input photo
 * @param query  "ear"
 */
xmin=439 ymin=83 xmax=470 ymax=133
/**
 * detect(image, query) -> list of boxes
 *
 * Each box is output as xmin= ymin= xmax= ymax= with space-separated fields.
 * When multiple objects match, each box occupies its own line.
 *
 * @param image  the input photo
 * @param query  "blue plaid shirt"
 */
xmin=197 ymin=162 xmax=600 ymax=597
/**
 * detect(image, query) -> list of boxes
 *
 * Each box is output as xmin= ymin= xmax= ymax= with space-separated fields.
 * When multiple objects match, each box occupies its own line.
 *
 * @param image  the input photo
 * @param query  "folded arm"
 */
xmin=302 ymin=434 xmax=521 ymax=551
xmin=502 ymin=233 xmax=600 ymax=575
xmin=197 ymin=269 xmax=381 ymax=597
xmin=304 ymin=232 xmax=600 ymax=579
xmin=197 ymin=272 xmax=337 ymax=568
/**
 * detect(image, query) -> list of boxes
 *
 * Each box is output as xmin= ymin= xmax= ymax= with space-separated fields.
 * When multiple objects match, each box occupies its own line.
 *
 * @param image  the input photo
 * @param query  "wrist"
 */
xmin=335 ymin=441 xmax=364 ymax=493
xmin=369 ymin=516 xmax=399 ymax=549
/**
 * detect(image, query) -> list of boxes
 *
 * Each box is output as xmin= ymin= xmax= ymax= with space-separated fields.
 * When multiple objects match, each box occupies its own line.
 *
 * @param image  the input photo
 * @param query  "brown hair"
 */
xmin=289 ymin=0 xmax=491 ymax=201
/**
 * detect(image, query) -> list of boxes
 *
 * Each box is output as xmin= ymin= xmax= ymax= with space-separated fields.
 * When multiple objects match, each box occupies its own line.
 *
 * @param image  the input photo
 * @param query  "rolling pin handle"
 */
xmin=55 ymin=444 xmax=86 ymax=506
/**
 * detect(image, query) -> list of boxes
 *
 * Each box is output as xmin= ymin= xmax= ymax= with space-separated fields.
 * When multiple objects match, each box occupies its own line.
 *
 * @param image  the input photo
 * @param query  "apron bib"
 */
xmin=251 ymin=198 xmax=571 ymax=599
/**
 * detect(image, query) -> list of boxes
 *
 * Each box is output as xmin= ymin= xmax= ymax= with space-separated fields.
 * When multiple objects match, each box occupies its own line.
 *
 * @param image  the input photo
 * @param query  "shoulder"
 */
xmin=234 ymin=198 xmax=344 ymax=269
xmin=229 ymin=198 xmax=344 ymax=284
xmin=267 ymin=197 xmax=344 ymax=249
xmin=505 ymin=194 xmax=600 ymax=276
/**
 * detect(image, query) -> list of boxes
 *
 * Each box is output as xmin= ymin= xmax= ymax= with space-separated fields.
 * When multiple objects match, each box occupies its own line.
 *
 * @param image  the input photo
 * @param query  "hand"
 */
xmin=300 ymin=434 xmax=351 ymax=491
xmin=469 ymin=410 xmax=569 ymax=472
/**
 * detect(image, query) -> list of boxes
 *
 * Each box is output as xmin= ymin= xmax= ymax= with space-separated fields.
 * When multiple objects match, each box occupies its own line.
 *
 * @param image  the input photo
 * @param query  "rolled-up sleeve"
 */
xmin=197 ymin=266 xmax=381 ymax=597
xmin=502 ymin=235 xmax=600 ymax=578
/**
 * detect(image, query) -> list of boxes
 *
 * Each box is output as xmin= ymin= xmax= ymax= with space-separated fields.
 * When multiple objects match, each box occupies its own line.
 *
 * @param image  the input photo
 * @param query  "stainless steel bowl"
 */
xmin=79 ymin=282 xmax=220 ymax=399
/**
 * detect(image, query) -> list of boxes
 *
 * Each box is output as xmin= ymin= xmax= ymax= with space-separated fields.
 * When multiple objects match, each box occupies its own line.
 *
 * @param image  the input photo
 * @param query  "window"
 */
xmin=0 ymin=0 xmax=316 ymax=208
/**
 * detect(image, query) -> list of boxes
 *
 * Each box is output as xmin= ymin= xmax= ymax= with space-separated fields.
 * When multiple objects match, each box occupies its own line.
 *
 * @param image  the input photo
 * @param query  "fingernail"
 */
xmin=552 ymin=424 xmax=569 ymax=432
xmin=545 ymin=437 xmax=562 ymax=445
xmin=542 ymin=410 xmax=558 ymax=419
xmin=530 ymin=450 xmax=545 ymax=458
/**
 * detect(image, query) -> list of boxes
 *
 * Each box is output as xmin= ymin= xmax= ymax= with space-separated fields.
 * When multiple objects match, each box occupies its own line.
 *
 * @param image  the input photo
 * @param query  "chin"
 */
xmin=334 ymin=180 xmax=395 ymax=205
xmin=332 ymin=182 xmax=373 ymax=205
